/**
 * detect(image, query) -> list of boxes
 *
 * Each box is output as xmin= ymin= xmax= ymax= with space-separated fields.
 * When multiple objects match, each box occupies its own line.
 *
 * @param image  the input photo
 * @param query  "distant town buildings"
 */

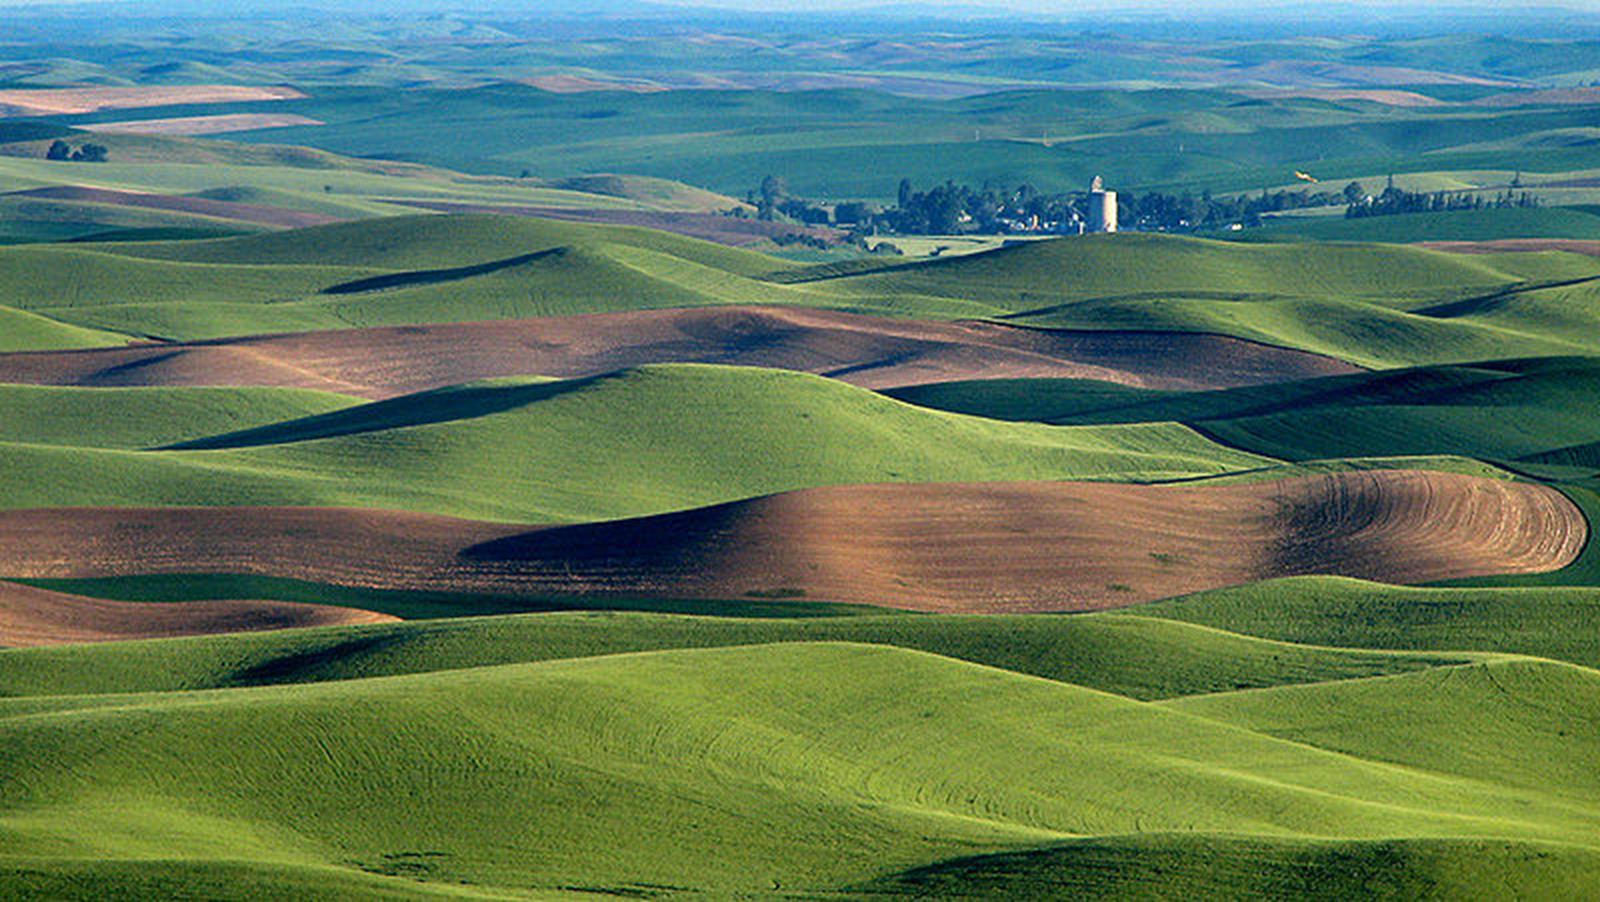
xmin=1087 ymin=175 xmax=1118 ymax=233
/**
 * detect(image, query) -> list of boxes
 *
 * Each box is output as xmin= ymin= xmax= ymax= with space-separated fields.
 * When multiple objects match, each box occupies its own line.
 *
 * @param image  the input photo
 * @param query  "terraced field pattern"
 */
xmin=1 ymin=206 xmax=1598 ymax=900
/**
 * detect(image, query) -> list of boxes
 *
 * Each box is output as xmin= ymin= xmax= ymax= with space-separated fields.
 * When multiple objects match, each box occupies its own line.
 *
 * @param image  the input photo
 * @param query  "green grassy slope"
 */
xmin=0 ymin=385 xmax=360 ymax=449
xmin=106 ymin=213 xmax=786 ymax=276
xmin=886 ymin=358 xmax=1600 ymax=467
xmin=0 ymin=366 xmax=1275 ymax=522
xmin=8 ymin=216 xmax=1600 ymax=362
xmin=0 ymin=216 xmax=838 ymax=341
xmin=0 ymin=609 xmax=1468 ymax=700
xmin=0 ymin=194 xmax=271 ymax=245
xmin=1005 ymin=294 xmax=1598 ymax=368
xmin=0 ymin=858 xmax=480 ymax=901
xmin=2 ymin=642 xmax=1596 ymax=898
xmin=0 ymin=305 xmax=129 ymax=352
xmin=232 ymin=83 xmax=1600 ymax=199
xmin=858 ymin=834 xmax=1600 ymax=901
xmin=1167 ymin=659 xmax=1600 ymax=804
xmin=812 ymin=234 xmax=1600 ymax=366
xmin=9 ymin=573 xmax=881 ymax=621
xmin=0 ymin=244 xmax=376 ymax=309
xmin=1243 ymin=206 xmax=1600 ymax=243
xmin=0 ymin=141 xmax=698 ymax=216
xmin=886 ymin=377 xmax=1171 ymax=423
xmin=1133 ymin=576 xmax=1600 ymax=668
xmin=1428 ymin=276 xmax=1600 ymax=360
xmin=281 ymin=243 xmax=803 ymax=331
xmin=822 ymin=233 xmax=1525 ymax=305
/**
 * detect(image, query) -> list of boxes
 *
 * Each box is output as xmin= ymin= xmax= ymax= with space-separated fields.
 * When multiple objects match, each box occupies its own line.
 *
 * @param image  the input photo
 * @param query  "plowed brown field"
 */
xmin=0 ymin=580 xmax=394 ymax=647
xmin=0 ymin=306 xmax=1361 ymax=397
xmin=81 ymin=113 xmax=325 ymax=136
xmin=1419 ymin=239 xmax=1600 ymax=257
xmin=0 ymin=85 xmax=304 ymax=116
xmin=0 ymin=471 xmax=1580 ymax=633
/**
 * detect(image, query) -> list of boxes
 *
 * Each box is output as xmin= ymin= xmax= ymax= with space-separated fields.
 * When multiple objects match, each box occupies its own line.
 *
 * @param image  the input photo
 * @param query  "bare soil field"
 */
xmin=1225 ymin=60 xmax=1516 ymax=88
xmin=81 ymin=113 xmax=325 ymax=136
xmin=1419 ymin=239 xmax=1600 ymax=256
xmin=1237 ymin=88 xmax=1448 ymax=107
xmin=0 ymin=471 xmax=1579 ymax=620
xmin=521 ymin=75 xmax=666 ymax=93
xmin=0 ymin=580 xmax=393 ymax=647
xmin=4 ymin=185 xmax=343 ymax=228
xmin=1478 ymin=87 xmax=1600 ymax=107
xmin=0 ymin=306 xmax=1361 ymax=397
xmin=0 ymin=85 xmax=305 ymax=116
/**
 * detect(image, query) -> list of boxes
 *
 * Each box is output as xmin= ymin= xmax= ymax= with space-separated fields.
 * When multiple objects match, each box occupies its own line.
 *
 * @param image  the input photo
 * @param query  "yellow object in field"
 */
xmin=1295 ymin=171 xmax=1319 ymax=183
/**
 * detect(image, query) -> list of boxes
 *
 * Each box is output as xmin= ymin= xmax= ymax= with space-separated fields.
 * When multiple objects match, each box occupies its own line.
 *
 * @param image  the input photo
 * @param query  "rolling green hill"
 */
xmin=7 ymin=215 xmax=1600 ymax=364
xmin=856 ymin=835 xmax=1600 ymax=901
xmin=1244 ymin=206 xmax=1600 ymax=243
xmin=0 ymin=243 xmax=377 ymax=310
xmin=0 ymin=366 xmax=1275 ymax=522
xmin=2 ymin=642 xmax=1597 ymax=898
xmin=0 ymin=215 xmax=827 ymax=342
xmin=818 ymin=232 xmax=1525 ymax=304
xmin=13 ymin=24 xmax=1600 ymax=901
xmin=0 ymin=305 xmax=128 ymax=352
xmin=0 ymin=385 xmax=360 ymax=449
xmin=1166 ymin=658 xmax=1600 ymax=804
xmin=1002 ymin=294 xmax=1599 ymax=368
xmin=0 ymin=608 xmax=1468 ymax=700
xmin=0 ymin=194 xmax=269 ymax=245
xmin=215 ymin=82 xmax=1600 ymax=199
xmin=1133 ymin=576 xmax=1600 ymax=668
xmin=108 ymin=214 xmax=786 ymax=276
xmin=886 ymin=357 xmax=1600 ymax=469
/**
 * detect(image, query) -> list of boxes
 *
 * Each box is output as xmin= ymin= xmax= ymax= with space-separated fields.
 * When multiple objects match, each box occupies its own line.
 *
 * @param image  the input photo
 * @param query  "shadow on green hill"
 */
xmin=856 ymin=835 xmax=1600 ymax=901
xmin=318 ymin=248 xmax=565 ymax=295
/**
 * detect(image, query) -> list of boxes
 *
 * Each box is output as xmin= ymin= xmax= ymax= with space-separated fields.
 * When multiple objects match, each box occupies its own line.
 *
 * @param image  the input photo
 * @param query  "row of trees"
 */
xmin=45 ymin=140 xmax=108 ymax=163
xmin=1345 ymin=181 xmax=1540 ymax=219
xmin=755 ymin=177 xmax=1348 ymax=235
xmin=740 ymin=173 xmax=1546 ymax=237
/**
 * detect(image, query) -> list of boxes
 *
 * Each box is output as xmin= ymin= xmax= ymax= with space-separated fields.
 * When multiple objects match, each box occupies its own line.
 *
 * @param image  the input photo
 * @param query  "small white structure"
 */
xmin=1087 ymin=175 xmax=1118 ymax=233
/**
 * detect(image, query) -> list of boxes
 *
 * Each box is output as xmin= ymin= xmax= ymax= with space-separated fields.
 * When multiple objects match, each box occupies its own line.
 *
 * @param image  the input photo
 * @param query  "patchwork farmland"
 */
xmin=3 ymin=2 xmax=1600 ymax=899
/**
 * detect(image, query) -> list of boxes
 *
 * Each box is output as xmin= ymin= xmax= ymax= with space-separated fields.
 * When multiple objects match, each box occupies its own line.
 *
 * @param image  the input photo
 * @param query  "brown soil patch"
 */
xmin=0 ymin=85 xmax=305 ymax=117
xmin=0 ymin=580 xmax=394 ymax=648
xmin=1418 ymin=239 xmax=1600 ymax=257
xmin=4 ymin=185 xmax=342 ymax=229
xmin=1477 ymin=88 xmax=1600 ymax=107
xmin=0 ymin=306 xmax=1361 ymax=398
xmin=0 ymin=471 xmax=1580 ymax=618
xmin=521 ymin=75 xmax=666 ymax=94
xmin=1225 ymin=60 xmax=1514 ymax=88
xmin=81 ymin=113 xmax=324 ymax=136
xmin=1236 ymin=88 xmax=1447 ymax=107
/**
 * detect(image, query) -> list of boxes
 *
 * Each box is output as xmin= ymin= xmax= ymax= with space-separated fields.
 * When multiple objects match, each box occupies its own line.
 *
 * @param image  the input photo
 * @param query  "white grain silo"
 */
xmin=1087 ymin=175 xmax=1118 ymax=233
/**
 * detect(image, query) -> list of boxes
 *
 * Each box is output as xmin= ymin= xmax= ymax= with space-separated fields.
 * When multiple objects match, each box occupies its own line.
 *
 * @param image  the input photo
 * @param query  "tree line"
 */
xmin=736 ymin=174 xmax=1542 ymax=236
xmin=1345 ymin=178 xmax=1539 ymax=219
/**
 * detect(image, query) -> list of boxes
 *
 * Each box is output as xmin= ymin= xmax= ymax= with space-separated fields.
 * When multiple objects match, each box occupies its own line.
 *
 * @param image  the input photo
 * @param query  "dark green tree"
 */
xmin=69 ymin=143 xmax=108 ymax=163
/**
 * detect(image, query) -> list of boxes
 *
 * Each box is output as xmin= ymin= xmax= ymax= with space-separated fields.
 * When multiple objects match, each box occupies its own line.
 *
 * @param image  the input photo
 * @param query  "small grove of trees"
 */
xmin=1343 ymin=178 xmax=1539 ymax=219
xmin=45 ymin=140 xmax=108 ymax=163
xmin=744 ymin=175 xmax=837 ymax=225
